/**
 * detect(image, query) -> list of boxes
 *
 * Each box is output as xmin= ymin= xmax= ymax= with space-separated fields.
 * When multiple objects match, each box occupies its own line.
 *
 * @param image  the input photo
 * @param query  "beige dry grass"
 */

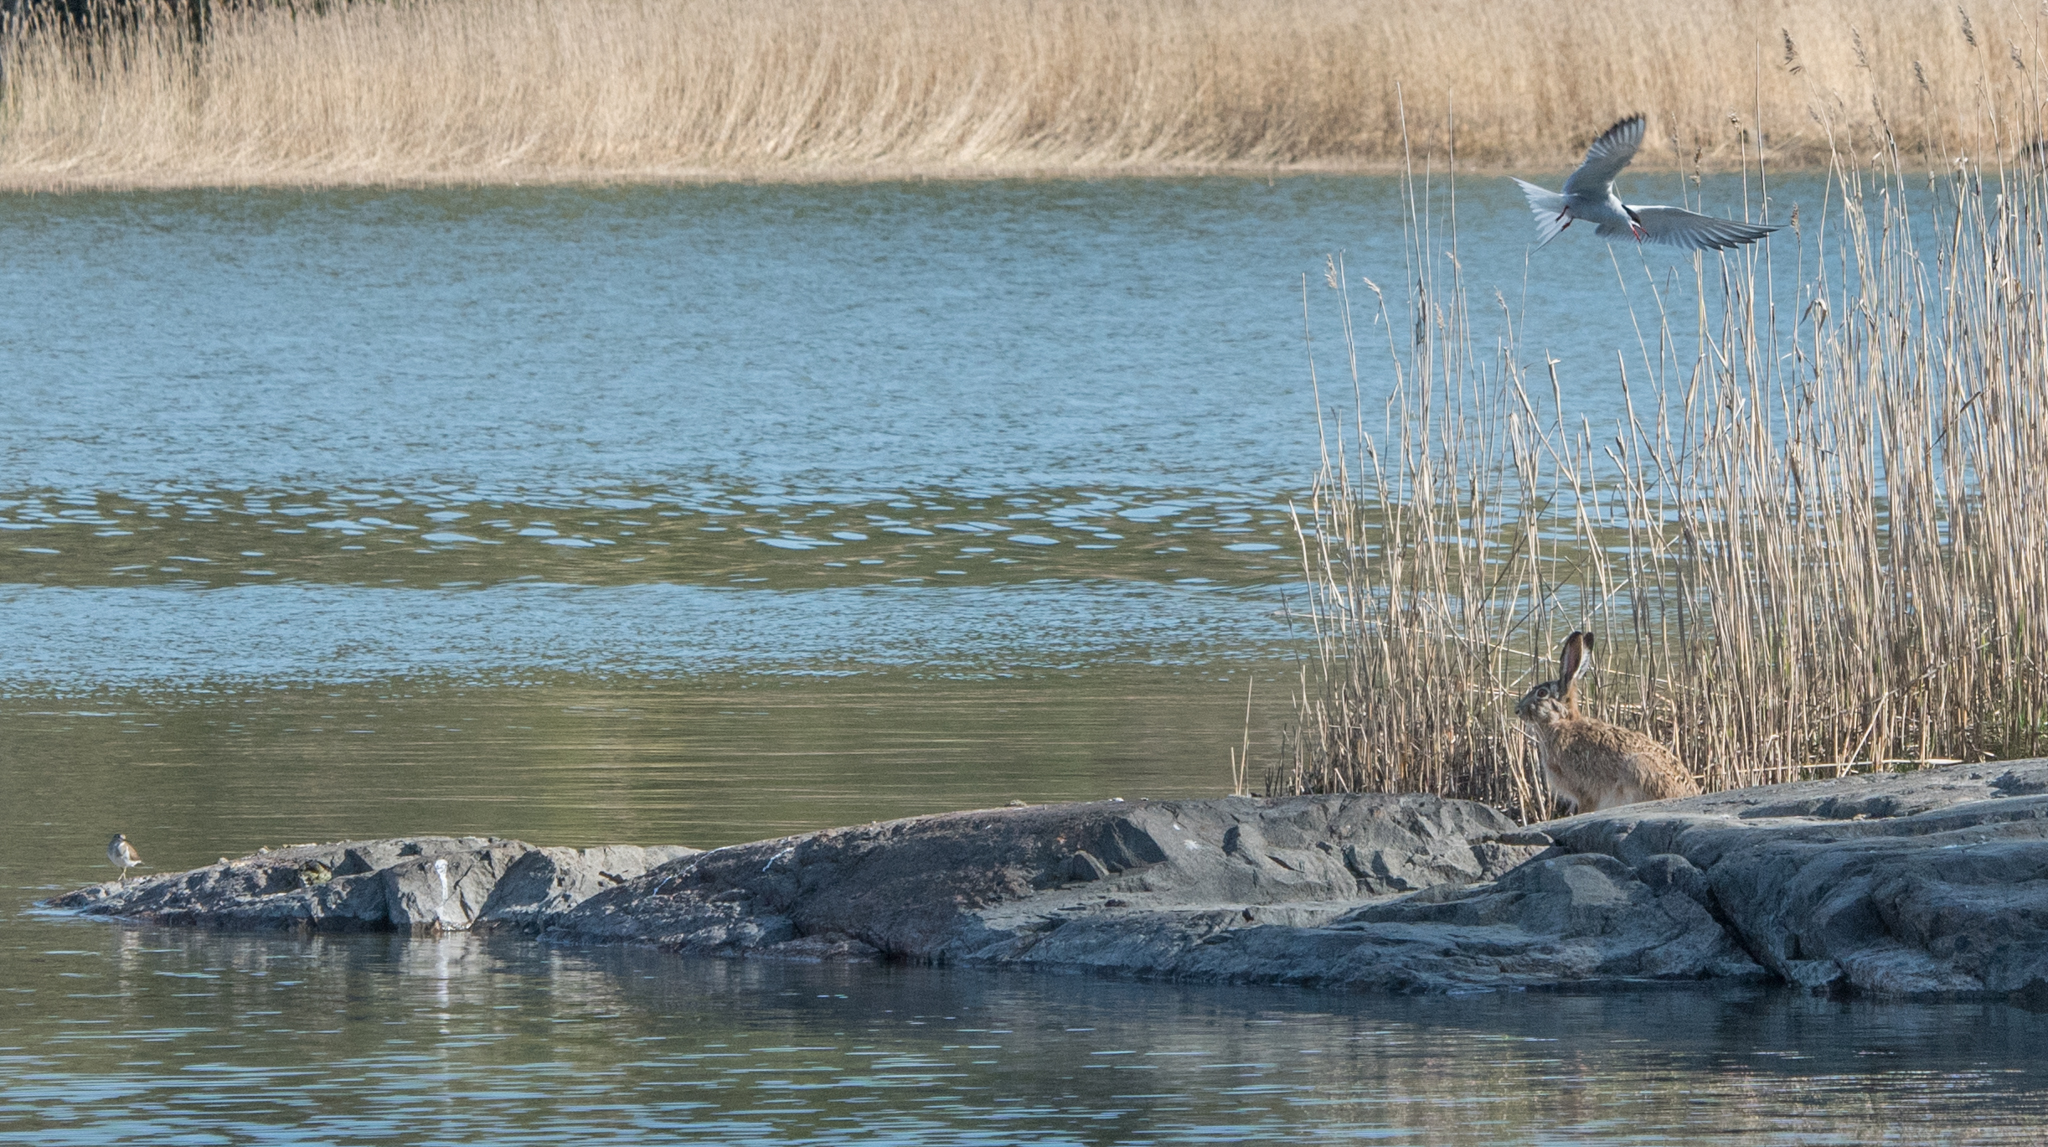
xmin=1278 ymin=131 xmax=2048 ymax=820
xmin=0 ymin=0 xmax=2042 ymax=188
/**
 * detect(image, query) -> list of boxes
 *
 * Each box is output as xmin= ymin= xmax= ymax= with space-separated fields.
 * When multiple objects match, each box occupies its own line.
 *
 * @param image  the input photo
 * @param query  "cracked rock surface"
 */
xmin=554 ymin=794 xmax=1540 ymax=964
xmin=1538 ymin=758 xmax=2048 ymax=997
xmin=51 ymin=838 xmax=699 ymax=934
xmin=48 ymin=759 xmax=2048 ymax=999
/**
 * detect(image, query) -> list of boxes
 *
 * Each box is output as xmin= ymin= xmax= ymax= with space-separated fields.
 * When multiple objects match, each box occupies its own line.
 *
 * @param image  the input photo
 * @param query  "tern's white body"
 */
xmin=1514 ymin=115 xmax=1781 ymax=251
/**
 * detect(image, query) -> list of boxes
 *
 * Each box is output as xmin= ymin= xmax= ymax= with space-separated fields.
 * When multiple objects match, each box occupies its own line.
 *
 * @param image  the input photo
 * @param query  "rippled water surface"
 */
xmin=10 ymin=175 xmax=2042 ymax=1142
xmin=7 ymin=924 xmax=2048 ymax=1145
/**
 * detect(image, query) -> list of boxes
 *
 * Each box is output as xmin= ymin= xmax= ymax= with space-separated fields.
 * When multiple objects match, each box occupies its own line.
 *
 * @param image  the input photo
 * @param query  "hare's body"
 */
xmin=1516 ymin=632 xmax=1698 ymax=815
xmin=1527 ymin=714 xmax=1697 ymax=813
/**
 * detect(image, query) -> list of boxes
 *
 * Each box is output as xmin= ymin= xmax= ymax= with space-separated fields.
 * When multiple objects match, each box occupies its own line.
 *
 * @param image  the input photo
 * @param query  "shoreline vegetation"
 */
xmin=0 ymin=0 xmax=2043 ymax=189
xmin=1280 ymin=94 xmax=2048 ymax=818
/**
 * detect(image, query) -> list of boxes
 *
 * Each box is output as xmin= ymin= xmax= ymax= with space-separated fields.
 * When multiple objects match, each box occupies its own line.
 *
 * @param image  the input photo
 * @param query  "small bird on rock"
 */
xmin=1513 ymin=115 xmax=1783 ymax=251
xmin=300 ymin=859 xmax=334 ymax=886
xmin=107 ymin=834 xmax=143 ymax=885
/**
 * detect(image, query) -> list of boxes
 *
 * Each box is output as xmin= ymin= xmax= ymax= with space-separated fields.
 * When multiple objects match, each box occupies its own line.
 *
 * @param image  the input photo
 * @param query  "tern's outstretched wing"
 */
xmin=1601 ymin=205 xmax=1782 ymax=251
xmin=1562 ymin=114 xmax=1645 ymax=198
xmin=1511 ymin=177 xmax=1571 ymax=248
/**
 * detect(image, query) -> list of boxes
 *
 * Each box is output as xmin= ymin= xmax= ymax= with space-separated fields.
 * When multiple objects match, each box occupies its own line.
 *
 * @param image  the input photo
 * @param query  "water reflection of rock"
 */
xmin=51 ymin=760 xmax=2048 ymax=1001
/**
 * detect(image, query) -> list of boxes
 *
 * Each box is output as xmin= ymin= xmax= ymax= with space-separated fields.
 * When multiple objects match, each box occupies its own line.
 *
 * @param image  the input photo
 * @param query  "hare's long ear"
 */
xmin=1557 ymin=631 xmax=1589 ymax=697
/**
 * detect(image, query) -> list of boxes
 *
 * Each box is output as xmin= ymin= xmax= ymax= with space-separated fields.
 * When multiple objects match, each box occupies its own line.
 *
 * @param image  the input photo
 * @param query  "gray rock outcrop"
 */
xmin=47 ymin=759 xmax=2048 ymax=1001
xmin=1538 ymin=761 xmax=2048 ymax=998
xmin=481 ymin=844 xmax=704 ymax=930
xmin=555 ymin=794 xmax=1544 ymax=963
xmin=52 ymin=837 xmax=698 ymax=933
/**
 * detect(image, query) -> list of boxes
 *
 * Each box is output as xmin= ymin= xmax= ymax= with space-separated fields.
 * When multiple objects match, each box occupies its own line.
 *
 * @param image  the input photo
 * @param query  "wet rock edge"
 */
xmin=46 ymin=759 xmax=2048 ymax=1002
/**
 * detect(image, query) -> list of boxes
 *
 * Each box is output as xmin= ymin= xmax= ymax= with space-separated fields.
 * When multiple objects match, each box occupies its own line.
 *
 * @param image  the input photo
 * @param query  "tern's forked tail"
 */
xmin=1511 ymin=177 xmax=1570 ymax=249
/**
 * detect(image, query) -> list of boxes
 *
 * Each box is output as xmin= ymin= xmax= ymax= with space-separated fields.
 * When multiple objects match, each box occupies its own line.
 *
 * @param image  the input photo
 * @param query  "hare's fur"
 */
xmin=1515 ymin=632 xmax=1698 ymax=815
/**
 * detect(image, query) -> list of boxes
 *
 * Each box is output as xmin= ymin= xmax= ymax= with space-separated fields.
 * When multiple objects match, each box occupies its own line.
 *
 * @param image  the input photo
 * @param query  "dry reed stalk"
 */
xmin=1280 ymin=93 xmax=2048 ymax=820
xmin=1 ymin=0 xmax=2044 ymax=188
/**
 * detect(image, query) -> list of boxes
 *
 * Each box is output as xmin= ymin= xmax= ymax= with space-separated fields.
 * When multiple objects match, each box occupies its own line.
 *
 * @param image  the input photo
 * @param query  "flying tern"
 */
xmin=1513 ymin=115 xmax=1781 ymax=251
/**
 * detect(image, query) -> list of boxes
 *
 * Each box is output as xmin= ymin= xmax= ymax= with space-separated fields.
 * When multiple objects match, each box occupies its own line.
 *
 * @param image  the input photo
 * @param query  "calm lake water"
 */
xmin=8 ymin=174 xmax=2046 ymax=1142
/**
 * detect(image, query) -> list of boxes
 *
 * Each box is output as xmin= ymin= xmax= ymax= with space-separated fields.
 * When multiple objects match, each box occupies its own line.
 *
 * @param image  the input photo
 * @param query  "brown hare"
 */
xmin=1515 ymin=631 xmax=1698 ymax=815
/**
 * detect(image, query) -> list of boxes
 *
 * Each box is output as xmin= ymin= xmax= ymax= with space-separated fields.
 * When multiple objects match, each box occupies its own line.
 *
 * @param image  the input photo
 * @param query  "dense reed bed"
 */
xmin=1278 ymin=113 xmax=2048 ymax=819
xmin=0 ymin=0 xmax=2043 ymax=187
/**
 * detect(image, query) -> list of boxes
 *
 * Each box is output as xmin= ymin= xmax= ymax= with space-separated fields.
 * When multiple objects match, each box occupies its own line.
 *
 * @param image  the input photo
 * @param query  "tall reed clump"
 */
xmin=0 ymin=0 xmax=2043 ymax=187
xmin=1278 ymin=105 xmax=2048 ymax=821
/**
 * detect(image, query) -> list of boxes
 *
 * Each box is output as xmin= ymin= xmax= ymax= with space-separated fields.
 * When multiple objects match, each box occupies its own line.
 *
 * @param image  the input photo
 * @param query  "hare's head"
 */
xmin=1515 ymin=631 xmax=1592 ymax=726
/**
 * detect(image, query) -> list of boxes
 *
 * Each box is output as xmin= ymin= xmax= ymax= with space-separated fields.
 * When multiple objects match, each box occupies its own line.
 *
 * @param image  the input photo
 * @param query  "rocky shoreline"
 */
xmin=50 ymin=759 xmax=2048 ymax=1000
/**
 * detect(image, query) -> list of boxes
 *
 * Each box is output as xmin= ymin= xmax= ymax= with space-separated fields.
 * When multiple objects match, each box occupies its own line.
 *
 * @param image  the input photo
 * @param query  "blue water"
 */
xmin=1 ymin=175 xmax=1814 ymax=497
xmin=0 ymin=173 xmax=1828 ymax=687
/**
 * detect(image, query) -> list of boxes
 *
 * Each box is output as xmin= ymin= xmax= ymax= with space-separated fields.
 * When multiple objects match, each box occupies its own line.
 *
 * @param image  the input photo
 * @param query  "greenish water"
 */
xmin=6 ymin=673 xmax=1260 ymax=854
xmin=8 ymin=176 xmax=2045 ymax=1142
